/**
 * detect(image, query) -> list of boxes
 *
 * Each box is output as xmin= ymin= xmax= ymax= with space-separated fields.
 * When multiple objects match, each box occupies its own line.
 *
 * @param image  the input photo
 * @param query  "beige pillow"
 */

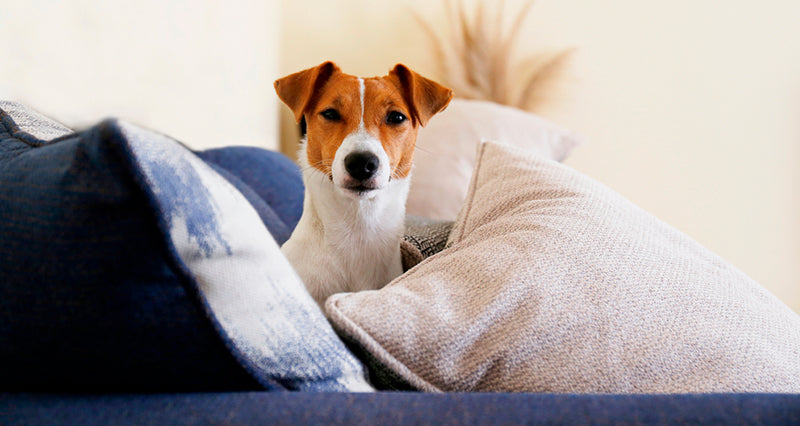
xmin=407 ymin=99 xmax=582 ymax=220
xmin=327 ymin=141 xmax=800 ymax=393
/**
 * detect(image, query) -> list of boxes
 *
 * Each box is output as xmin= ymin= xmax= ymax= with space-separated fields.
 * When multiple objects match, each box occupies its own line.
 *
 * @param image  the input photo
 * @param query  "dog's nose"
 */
xmin=344 ymin=151 xmax=380 ymax=181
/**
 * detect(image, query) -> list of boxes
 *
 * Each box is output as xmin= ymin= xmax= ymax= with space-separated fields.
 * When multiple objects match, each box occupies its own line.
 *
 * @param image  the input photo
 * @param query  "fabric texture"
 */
xmin=4 ymin=392 xmax=800 ymax=425
xmin=407 ymin=99 xmax=582 ymax=220
xmin=327 ymin=141 xmax=800 ymax=393
xmin=0 ymin=103 xmax=370 ymax=392
xmin=0 ymin=101 xmax=72 ymax=140
xmin=400 ymin=216 xmax=454 ymax=271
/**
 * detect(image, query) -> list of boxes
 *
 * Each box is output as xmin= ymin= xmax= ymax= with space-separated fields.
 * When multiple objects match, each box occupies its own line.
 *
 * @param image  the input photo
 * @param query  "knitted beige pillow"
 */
xmin=327 ymin=141 xmax=800 ymax=393
xmin=407 ymin=99 xmax=582 ymax=220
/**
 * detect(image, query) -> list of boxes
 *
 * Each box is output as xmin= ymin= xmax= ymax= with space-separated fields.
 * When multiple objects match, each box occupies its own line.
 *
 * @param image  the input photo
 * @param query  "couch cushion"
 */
xmin=0 ymin=103 xmax=371 ymax=392
xmin=407 ymin=99 xmax=582 ymax=220
xmin=196 ymin=147 xmax=304 ymax=244
xmin=400 ymin=216 xmax=454 ymax=271
xmin=327 ymin=141 xmax=800 ymax=393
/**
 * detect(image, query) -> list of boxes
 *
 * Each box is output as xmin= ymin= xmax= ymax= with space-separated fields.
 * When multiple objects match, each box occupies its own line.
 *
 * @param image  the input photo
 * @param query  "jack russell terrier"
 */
xmin=274 ymin=62 xmax=452 ymax=307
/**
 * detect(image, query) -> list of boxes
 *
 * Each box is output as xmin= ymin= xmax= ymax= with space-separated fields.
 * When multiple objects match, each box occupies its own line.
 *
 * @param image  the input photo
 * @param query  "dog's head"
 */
xmin=275 ymin=62 xmax=452 ymax=199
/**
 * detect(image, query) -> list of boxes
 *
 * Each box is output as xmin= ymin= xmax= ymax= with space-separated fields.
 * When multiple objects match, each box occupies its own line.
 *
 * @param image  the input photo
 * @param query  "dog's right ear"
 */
xmin=274 ymin=61 xmax=340 ymax=123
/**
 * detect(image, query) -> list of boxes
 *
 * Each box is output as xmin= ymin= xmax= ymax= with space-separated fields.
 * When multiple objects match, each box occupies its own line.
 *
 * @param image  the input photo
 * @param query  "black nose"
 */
xmin=344 ymin=152 xmax=380 ymax=181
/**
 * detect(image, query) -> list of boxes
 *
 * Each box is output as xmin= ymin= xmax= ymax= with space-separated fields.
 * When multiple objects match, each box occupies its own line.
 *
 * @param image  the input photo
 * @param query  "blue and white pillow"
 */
xmin=0 ymin=103 xmax=372 ymax=392
xmin=119 ymin=122 xmax=372 ymax=391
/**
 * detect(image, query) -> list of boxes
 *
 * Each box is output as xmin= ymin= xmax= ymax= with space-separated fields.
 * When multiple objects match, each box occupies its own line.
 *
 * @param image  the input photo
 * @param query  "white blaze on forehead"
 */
xmin=358 ymin=77 xmax=365 ymax=129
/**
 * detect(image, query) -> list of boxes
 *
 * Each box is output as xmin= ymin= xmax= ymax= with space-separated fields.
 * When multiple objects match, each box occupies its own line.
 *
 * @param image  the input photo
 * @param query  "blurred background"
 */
xmin=2 ymin=0 xmax=798 ymax=313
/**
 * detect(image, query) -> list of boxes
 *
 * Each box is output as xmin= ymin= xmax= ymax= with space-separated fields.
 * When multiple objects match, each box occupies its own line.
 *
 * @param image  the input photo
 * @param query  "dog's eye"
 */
xmin=386 ymin=111 xmax=407 ymax=125
xmin=320 ymin=108 xmax=341 ymax=121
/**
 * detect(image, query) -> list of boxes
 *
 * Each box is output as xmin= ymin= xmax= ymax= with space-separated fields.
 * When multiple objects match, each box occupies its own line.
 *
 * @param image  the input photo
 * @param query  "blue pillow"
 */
xmin=196 ymin=146 xmax=304 ymax=242
xmin=0 ymin=104 xmax=371 ymax=392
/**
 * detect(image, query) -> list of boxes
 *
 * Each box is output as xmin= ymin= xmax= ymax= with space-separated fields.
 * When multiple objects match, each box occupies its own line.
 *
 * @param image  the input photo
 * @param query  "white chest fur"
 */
xmin=281 ymin=148 xmax=409 ymax=307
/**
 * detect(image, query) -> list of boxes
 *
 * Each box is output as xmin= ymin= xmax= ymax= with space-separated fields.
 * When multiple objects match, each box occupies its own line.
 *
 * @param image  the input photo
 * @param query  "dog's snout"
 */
xmin=344 ymin=152 xmax=380 ymax=181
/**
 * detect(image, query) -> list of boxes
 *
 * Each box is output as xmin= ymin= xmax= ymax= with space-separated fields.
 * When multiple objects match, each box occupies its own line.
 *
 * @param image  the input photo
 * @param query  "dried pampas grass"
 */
xmin=413 ymin=0 xmax=575 ymax=112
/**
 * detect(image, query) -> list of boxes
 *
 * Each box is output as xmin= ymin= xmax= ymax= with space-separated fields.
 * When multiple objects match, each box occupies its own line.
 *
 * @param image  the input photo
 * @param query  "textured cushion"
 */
xmin=407 ymin=99 xmax=582 ymax=220
xmin=0 ymin=101 xmax=72 ymax=140
xmin=400 ymin=216 xmax=454 ymax=271
xmin=0 ymin=103 xmax=371 ymax=392
xmin=327 ymin=141 xmax=800 ymax=393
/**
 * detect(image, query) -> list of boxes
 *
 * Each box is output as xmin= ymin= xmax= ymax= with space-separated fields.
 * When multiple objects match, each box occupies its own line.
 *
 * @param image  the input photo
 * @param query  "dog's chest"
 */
xmin=281 ymin=223 xmax=403 ymax=305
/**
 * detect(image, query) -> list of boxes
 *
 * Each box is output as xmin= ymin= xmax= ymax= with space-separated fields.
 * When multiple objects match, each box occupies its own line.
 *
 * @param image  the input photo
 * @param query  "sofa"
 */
xmin=2 ymin=101 xmax=800 ymax=424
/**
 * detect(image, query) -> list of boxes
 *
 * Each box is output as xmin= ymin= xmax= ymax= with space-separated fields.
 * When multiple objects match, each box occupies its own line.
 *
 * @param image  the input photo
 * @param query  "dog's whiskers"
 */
xmin=413 ymin=144 xmax=435 ymax=156
xmin=391 ymin=163 xmax=413 ymax=180
xmin=302 ymin=159 xmax=334 ymax=178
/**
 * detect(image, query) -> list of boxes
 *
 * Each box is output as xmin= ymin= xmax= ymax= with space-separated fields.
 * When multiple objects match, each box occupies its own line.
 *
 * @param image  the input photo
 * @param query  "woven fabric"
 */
xmin=327 ymin=141 xmax=800 ymax=393
xmin=407 ymin=99 xmax=583 ymax=220
xmin=401 ymin=216 xmax=454 ymax=270
xmin=0 ymin=101 xmax=72 ymax=140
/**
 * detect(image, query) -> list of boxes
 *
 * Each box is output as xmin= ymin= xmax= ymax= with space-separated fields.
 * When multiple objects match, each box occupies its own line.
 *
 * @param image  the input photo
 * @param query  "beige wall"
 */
xmin=0 ymin=0 xmax=280 ymax=150
xmin=281 ymin=0 xmax=800 ymax=312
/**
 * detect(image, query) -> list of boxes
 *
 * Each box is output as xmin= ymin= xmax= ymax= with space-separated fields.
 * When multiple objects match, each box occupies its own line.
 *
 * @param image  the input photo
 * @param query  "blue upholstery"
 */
xmin=2 ymin=392 xmax=799 ymax=425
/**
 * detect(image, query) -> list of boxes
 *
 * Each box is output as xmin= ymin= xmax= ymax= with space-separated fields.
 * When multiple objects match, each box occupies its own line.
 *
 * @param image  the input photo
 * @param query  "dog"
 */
xmin=274 ymin=62 xmax=452 ymax=307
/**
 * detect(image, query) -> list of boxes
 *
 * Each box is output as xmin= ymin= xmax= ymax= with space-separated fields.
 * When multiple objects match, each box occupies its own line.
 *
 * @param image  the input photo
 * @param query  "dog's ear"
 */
xmin=274 ymin=61 xmax=340 ymax=123
xmin=388 ymin=64 xmax=453 ymax=127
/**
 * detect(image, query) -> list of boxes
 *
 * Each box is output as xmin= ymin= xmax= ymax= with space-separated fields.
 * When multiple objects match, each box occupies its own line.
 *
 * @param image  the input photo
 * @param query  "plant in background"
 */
xmin=414 ymin=0 xmax=575 ymax=112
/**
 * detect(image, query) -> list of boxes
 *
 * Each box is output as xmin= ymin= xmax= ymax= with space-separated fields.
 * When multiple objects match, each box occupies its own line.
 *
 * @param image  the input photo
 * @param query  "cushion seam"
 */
xmin=447 ymin=142 xmax=488 ymax=245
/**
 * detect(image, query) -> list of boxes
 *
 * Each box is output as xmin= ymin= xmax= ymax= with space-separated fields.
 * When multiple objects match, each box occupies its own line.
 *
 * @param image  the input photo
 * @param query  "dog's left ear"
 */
xmin=388 ymin=64 xmax=453 ymax=127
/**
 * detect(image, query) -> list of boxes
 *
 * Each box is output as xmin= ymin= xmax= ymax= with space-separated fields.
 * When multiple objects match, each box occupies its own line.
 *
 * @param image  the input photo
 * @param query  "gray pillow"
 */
xmin=0 ymin=101 xmax=72 ymax=139
xmin=401 ymin=216 xmax=454 ymax=270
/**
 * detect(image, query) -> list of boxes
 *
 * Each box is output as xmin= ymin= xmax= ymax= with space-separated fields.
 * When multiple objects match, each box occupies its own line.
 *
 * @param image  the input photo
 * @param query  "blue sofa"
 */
xmin=1 ymin=102 xmax=799 ymax=424
xmin=4 ymin=392 xmax=800 ymax=424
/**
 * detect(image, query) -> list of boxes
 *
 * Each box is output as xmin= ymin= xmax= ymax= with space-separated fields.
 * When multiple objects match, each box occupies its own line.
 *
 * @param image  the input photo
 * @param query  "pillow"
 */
xmin=400 ymin=216 xmax=455 ymax=271
xmin=407 ymin=99 xmax=582 ymax=220
xmin=327 ymin=141 xmax=800 ymax=393
xmin=196 ymin=146 xmax=304 ymax=244
xmin=0 ymin=101 xmax=72 ymax=140
xmin=0 ymin=103 xmax=371 ymax=392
